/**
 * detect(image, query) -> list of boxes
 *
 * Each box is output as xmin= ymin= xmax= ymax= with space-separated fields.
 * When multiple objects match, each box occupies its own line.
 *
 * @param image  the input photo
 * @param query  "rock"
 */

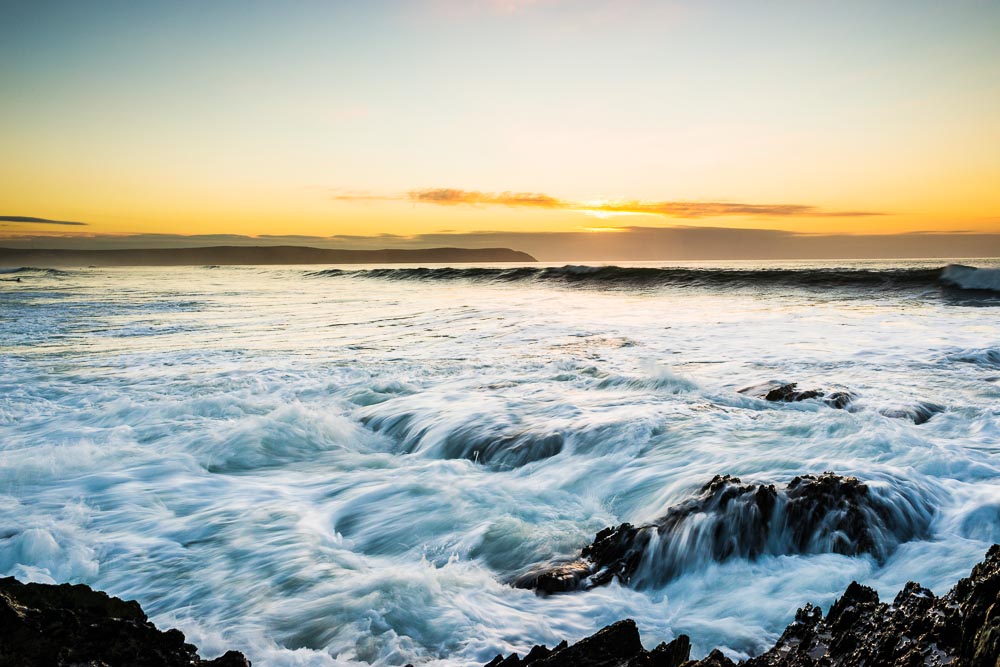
xmin=0 ymin=576 xmax=250 ymax=667
xmin=695 ymin=649 xmax=738 ymax=667
xmin=763 ymin=384 xmax=823 ymax=402
xmin=879 ymin=402 xmax=945 ymax=425
xmin=482 ymin=619 xmax=667 ymax=667
xmin=823 ymin=391 xmax=854 ymax=410
xmin=743 ymin=544 xmax=1000 ymax=667
xmin=650 ymin=635 xmax=692 ymax=667
xmin=515 ymin=473 xmax=931 ymax=592
xmin=519 ymin=560 xmax=595 ymax=594
xmin=360 ymin=407 xmax=565 ymax=468
xmin=489 ymin=545 xmax=1000 ymax=667
xmin=738 ymin=383 xmax=855 ymax=410
xmin=3 ymin=545 xmax=998 ymax=667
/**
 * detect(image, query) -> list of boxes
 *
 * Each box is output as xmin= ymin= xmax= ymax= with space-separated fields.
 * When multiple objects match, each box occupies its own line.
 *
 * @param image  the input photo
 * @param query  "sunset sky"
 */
xmin=2 ymin=0 xmax=999 ymax=258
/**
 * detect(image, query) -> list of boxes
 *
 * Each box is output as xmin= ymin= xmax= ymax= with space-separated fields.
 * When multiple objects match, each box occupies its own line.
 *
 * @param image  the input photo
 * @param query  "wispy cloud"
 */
xmin=409 ymin=188 xmax=562 ymax=208
xmin=334 ymin=188 xmax=883 ymax=219
xmin=0 ymin=215 xmax=88 ymax=226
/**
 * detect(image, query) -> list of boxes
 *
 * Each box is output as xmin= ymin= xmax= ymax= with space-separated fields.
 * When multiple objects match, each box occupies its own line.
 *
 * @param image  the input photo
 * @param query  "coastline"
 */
xmin=0 ymin=246 xmax=537 ymax=268
xmin=3 ymin=545 xmax=997 ymax=667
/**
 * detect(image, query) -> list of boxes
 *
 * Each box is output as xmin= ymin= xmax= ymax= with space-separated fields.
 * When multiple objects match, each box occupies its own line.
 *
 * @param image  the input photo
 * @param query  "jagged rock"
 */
xmin=694 ymin=649 xmax=738 ymax=667
xmin=0 ymin=577 xmax=250 ymax=667
xmin=739 ymin=382 xmax=855 ymax=410
xmin=650 ymin=635 xmax=692 ymax=667
xmin=515 ymin=473 xmax=931 ymax=592
xmin=489 ymin=546 xmax=1000 ymax=667
xmin=763 ymin=384 xmax=823 ymax=402
xmin=483 ymin=620 xmax=687 ymax=667
xmin=823 ymin=391 xmax=854 ymax=410
xmin=744 ymin=544 xmax=1000 ymax=667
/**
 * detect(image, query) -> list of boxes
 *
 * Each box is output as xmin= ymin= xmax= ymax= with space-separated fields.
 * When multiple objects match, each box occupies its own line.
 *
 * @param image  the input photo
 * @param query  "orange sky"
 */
xmin=1 ymin=1 xmax=998 ymax=252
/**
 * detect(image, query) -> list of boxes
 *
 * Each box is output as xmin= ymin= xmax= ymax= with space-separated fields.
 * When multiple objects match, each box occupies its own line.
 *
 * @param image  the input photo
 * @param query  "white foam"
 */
xmin=941 ymin=264 xmax=1000 ymax=291
xmin=1 ymin=262 xmax=998 ymax=666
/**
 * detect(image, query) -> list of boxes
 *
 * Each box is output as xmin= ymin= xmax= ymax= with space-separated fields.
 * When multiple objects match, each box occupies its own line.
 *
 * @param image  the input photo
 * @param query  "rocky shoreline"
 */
xmin=2 ymin=546 xmax=997 ymax=667
xmin=485 ymin=545 xmax=1000 ymax=667
xmin=0 ymin=576 xmax=249 ymax=667
xmin=513 ymin=473 xmax=931 ymax=594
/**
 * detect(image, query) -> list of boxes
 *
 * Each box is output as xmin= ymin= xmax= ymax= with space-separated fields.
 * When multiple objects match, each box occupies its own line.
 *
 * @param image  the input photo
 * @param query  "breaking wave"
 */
xmin=308 ymin=264 xmax=1000 ymax=293
xmin=0 ymin=266 xmax=68 ymax=276
xmin=940 ymin=264 xmax=1000 ymax=292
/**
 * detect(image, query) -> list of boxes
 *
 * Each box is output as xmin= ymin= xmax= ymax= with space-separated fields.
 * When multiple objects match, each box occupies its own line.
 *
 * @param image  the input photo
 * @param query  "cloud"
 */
xmin=258 ymin=234 xmax=327 ymax=240
xmin=409 ymin=188 xmax=563 ymax=208
xmin=0 ymin=215 xmax=88 ymax=226
xmin=334 ymin=188 xmax=882 ymax=219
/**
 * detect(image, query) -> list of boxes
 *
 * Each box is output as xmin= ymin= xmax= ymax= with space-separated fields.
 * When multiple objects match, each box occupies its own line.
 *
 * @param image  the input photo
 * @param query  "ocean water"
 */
xmin=2 ymin=259 xmax=999 ymax=666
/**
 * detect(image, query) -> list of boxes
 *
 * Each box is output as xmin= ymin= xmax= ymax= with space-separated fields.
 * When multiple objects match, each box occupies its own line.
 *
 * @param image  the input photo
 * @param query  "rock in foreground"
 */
xmin=515 ymin=473 xmax=931 ymax=593
xmin=0 ymin=576 xmax=249 ymax=667
xmin=488 ymin=545 xmax=1000 ymax=667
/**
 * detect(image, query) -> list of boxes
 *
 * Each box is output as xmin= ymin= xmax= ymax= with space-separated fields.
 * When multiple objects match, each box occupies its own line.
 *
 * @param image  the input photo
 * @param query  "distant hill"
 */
xmin=0 ymin=245 xmax=537 ymax=267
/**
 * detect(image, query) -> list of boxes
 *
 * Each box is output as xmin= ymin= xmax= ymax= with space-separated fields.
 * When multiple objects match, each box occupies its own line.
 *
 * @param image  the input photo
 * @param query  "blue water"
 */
xmin=1 ymin=260 xmax=999 ymax=666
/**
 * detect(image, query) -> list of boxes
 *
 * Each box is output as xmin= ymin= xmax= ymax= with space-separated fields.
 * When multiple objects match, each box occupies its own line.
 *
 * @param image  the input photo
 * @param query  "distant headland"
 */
xmin=0 ymin=245 xmax=537 ymax=267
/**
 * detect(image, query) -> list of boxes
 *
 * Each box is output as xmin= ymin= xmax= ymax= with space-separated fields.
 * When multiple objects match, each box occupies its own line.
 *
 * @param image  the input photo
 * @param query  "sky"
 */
xmin=2 ymin=0 xmax=999 ymax=259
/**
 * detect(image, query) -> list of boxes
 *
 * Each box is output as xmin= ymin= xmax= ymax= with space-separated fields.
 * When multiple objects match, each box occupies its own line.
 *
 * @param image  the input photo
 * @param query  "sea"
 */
xmin=2 ymin=259 xmax=999 ymax=666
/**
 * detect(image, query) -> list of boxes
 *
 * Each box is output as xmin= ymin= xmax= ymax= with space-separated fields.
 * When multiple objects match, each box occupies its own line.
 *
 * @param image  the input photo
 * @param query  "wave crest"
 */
xmin=0 ymin=266 xmax=68 ymax=276
xmin=306 ymin=264 xmax=1000 ymax=292
xmin=940 ymin=264 xmax=1000 ymax=292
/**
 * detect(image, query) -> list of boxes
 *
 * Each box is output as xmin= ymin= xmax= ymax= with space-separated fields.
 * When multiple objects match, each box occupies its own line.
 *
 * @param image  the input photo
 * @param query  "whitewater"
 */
xmin=2 ymin=259 xmax=999 ymax=666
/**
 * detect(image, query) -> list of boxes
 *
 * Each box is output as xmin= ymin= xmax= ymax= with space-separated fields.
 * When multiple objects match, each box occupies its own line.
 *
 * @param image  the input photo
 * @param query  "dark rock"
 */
xmin=739 ymin=383 xmax=855 ymax=410
xmin=0 ymin=576 xmax=250 ymax=667
xmin=478 ymin=624 xmax=693 ymax=667
xmin=649 ymin=635 xmax=691 ymax=667
xmin=879 ymin=402 xmax=945 ymax=425
xmin=824 ymin=391 xmax=855 ymax=409
xmin=520 ymin=559 xmax=596 ymax=594
xmin=360 ymin=408 xmax=565 ymax=468
xmin=763 ymin=384 xmax=822 ymax=403
xmin=489 ymin=545 xmax=1000 ymax=667
xmin=695 ymin=649 xmax=738 ymax=667
xmin=743 ymin=544 xmax=1000 ymax=667
xmin=529 ymin=619 xmax=647 ymax=667
xmin=515 ymin=473 xmax=931 ymax=592
xmin=523 ymin=643 xmax=554 ymax=664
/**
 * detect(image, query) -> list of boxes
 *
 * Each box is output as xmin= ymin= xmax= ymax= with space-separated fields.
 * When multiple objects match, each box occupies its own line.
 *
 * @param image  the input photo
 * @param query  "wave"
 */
xmin=0 ymin=266 xmax=68 ymax=276
xmin=308 ymin=264 xmax=1000 ymax=292
xmin=951 ymin=347 xmax=1000 ymax=368
xmin=940 ymin=264 xmax=1000 ymax=291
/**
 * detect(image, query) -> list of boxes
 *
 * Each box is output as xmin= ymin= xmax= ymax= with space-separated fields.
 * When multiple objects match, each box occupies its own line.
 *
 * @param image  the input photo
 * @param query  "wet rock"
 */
xmin=763 ymin=384 xmax=822 ymax=402
xmin=743 ymin=544 xmax=1000 ymax=667
xmin=0 ymin=577 xmax=250 ymax=667
xmin=360 ymin=408 xmax=565 ymax=468
xmin=696 ymin=649 xmax=738 ymax=667
xmin=515 ymin=473 xmax=931 ymax=592
xmin=879 ymin=402 xmax=945 ymax=425
xmin=517 ymin=559 xmax=596 ymax=594
xmin=483 ymin=619 xmax=675 ymax=667
xmin=650 ymin=635 xmax=692 ymax=667
xmin=739 ymin=382 xmax=855 ymax=410
xmin=490 ymin=545 xmax=1000 ymax=667
xmin=823 ymin=391 xmax=855 ymax=410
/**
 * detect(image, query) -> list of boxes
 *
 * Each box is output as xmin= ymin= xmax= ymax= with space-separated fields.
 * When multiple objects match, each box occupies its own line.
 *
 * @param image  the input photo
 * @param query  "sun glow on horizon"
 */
xmin=1 ymin=1 xmax=999 ymax=253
